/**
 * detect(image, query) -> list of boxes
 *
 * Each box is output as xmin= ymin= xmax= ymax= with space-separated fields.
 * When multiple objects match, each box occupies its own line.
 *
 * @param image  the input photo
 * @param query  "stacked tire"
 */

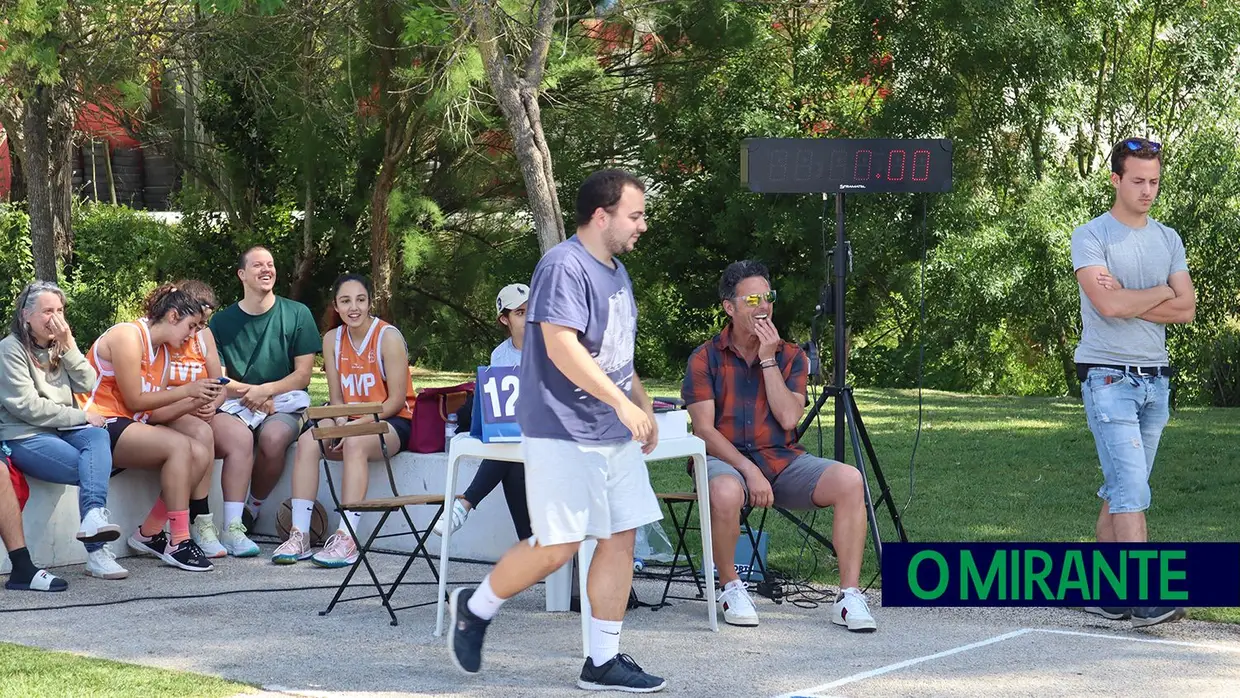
xmin=141 ymin=147 xmax=178 ymax=211
xmin=79 ymin=141 xmax=110 ymax=202
xmin=110 ymin=147 xmax=144 ymax=209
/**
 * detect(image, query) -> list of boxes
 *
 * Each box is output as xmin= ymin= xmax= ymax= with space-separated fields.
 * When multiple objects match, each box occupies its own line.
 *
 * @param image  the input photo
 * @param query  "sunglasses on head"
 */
xmin=1121 ymin=138 xmax=1161 ymax=154
xmin=737 ymin=290 xmax=777 ymax=307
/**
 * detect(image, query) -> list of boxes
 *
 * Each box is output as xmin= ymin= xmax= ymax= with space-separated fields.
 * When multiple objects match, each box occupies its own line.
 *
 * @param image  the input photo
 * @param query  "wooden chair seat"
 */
xmin=347 ymin=494 xmax=446 ymax=511
xmin=656 ymin=492 xmax=698 ymax=502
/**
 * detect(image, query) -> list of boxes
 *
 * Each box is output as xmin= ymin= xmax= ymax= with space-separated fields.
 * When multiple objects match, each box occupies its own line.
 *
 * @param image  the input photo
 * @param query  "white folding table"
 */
xmin=434 ymin=433 xmax=718 ymax=654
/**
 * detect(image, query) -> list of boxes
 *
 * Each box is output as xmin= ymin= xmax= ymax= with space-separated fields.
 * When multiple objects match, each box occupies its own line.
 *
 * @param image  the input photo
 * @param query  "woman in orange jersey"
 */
xmin=271 ymin=274 xmax=415 ymax=567
xmin=161 ymin=280 xmax=252 ymax=560
xmin=80 ymin=284 xmax=224 ymax=572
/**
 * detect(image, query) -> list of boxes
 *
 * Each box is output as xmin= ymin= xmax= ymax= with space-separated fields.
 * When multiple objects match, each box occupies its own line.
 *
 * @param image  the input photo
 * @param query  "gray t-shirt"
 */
xmin=518 ymin=235 xmax=637 ymax=444
xmin=489 ymin=338 xmax=521 ymax=368
xmin=1071 ymin=212 xmax=1189 ymax=365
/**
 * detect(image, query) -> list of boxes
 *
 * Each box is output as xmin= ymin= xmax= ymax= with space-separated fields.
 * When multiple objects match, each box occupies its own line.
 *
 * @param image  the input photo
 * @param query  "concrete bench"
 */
xmin=3 ymin=449 xmax=516 ymax=574
xmin=1 ymin=461 xmax=228 ymax=574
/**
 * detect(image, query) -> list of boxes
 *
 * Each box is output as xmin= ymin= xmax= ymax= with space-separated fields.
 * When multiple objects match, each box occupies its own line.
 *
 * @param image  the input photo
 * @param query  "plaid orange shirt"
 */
xmin=681 ymin=324 xmax=808 ymax=478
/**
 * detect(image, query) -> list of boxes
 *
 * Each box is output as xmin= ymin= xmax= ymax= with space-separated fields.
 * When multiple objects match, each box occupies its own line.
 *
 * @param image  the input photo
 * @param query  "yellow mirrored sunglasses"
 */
xmin=738 ymin=290 xmax=777 ymax=307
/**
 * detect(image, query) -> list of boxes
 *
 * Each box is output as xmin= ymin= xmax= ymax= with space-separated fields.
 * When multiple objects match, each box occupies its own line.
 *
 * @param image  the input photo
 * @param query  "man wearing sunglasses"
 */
xmin=681 ymin=260 xmax=875 ymax=632
xmin=1071 ymin=137 xmax=1195 ymax=628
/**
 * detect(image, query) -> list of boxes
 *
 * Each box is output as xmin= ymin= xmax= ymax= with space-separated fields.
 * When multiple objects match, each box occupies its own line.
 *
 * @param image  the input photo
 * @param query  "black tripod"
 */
xmin=777 ymin=193 xmax=908 ymax=570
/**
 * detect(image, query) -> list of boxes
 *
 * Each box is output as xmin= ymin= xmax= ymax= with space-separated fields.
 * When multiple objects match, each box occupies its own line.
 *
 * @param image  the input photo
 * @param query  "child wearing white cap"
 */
xmin=433 ymin=283 xmax=531 ymax=539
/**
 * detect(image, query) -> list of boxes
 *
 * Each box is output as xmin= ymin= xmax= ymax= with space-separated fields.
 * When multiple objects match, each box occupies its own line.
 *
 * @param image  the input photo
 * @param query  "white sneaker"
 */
xmin=220 ymin=519 xmax=261 ymax=557
xmin=77 ymin=508 xmax=121 ymax=544
xmin=190 ymin=513 xmax=227 ymax=559
xmin=832 ymin=587 xmax=877 ymax=632
xmin=85 ymin=547 xmax=130 ymax=580
xmin=718 ymin=582 xmax=759 ymax=626
xmin=433 ymin=499 xmax=470 ymax=537
xmin=271 ymin=528 xmax=313 ymax=565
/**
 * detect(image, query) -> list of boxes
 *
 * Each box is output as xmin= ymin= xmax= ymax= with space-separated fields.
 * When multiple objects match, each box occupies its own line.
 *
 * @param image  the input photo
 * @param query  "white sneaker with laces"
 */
xmin=718 ymin=582 xmax=759 ymax=626
xmin=432 ymin=499 xmax=470 ymax=537
xmin=85 ymin=547 xmax=130 ymax=580
xmin=77 ymin=507 xmax=121 ymax=543
xmin=220 ymin=519 xmax=261 ymax=557
xmin=832 ymin=587 xmax=877 ymax=632
xmin=190 ymin=513 xmax=227 ymax=558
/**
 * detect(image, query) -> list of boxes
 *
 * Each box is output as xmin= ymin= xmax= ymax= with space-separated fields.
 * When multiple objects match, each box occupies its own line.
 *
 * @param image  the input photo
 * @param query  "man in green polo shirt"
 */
xmin=208 ymin=246 xmax=320 ymax=556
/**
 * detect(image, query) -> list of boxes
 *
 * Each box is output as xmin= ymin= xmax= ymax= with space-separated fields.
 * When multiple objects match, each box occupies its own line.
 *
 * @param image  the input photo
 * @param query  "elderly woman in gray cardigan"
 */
xmin=0 ymin=281 xmax=128 ymax=580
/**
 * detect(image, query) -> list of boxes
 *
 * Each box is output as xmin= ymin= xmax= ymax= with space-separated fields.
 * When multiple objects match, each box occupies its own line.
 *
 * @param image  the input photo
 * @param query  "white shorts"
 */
xmin=522 ymin=436 xmax=663 ymax=546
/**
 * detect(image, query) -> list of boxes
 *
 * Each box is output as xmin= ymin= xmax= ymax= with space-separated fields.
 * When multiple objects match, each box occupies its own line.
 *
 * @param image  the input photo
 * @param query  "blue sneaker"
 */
xmin=578 ymin=654 xmax=667 ymax=693
xmin=448 ymin=588 xmax=491 ymax=674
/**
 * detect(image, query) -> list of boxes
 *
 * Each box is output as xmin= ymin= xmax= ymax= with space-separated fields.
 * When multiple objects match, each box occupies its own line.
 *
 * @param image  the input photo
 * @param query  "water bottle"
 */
xmin=633 ymin=558 xmax=644 ymax=572
xmin=445 ymin=413 xmax=458 ymax=444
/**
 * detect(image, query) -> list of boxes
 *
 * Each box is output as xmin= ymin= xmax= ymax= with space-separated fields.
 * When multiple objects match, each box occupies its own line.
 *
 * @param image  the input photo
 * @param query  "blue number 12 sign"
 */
xmin=473 ymin=365 xmax=522 ymax=443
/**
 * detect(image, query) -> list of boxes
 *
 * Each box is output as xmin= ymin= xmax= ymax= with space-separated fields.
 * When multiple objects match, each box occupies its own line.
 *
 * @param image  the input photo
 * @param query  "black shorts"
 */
xmin=300 ymin=415 xmax=411 ymax=454
xmin=106 ymin=417 xmax=137 ymax=476
xmin=386 ymin=416 xmax=411 ymax=454
xmin=105 ymin=417 xmax=137 ymax=452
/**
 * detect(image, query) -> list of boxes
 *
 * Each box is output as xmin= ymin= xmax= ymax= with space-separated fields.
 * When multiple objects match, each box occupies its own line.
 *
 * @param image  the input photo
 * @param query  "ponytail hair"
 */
xmin=143 ymin=283 xmax=206 ymax=325
xmin=174 ymin=279 xmax=217 ymax=314
xmin=321 ymin=273 xmax=374 ymax=331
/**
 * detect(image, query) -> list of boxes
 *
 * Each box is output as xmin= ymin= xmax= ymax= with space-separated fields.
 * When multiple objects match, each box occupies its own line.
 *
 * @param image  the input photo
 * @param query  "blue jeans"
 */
xmin=1081 ymin=368 xmax=1171 ymax=514
xmin=2 ymin=427 xmax=114 ymax=552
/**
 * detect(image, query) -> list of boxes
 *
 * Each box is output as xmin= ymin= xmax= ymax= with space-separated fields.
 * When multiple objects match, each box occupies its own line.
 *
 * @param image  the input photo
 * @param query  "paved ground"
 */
xmin=2 ymin=543 xmax=1239 ymax=697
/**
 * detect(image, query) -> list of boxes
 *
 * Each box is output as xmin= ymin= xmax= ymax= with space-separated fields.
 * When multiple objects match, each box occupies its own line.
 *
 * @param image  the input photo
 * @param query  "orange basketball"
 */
xmin=275 ymin=498 xmax=329 ymax=546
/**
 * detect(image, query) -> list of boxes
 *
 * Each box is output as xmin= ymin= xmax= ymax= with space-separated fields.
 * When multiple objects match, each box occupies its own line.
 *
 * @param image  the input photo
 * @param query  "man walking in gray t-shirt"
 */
xmin=1071 ymin=137 xmax=1195 ymax=628
xmin=448 ymin=169 xmax=666 ymax=692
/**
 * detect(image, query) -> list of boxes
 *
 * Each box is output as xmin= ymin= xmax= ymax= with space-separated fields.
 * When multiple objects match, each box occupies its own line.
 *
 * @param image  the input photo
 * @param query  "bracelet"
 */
xmin=759 ymin=358 xmax=778 ymax=369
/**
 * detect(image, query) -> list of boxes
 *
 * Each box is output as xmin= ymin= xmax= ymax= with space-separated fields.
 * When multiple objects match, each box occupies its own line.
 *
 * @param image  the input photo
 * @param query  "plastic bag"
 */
xmin=634 ymin=520 xmax=675 ymax=564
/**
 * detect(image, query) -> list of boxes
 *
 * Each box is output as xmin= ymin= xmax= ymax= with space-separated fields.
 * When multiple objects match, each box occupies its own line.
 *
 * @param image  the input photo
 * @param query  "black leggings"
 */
xmin=462 ymin=459 xmax=532 ymax=540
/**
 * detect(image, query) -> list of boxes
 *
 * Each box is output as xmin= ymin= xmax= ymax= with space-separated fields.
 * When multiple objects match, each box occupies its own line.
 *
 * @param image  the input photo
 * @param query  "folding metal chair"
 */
xmin=646 ymin=495 xmax=769 ymax=609
xmin=307 ymin=402 xmax=447 ymax=626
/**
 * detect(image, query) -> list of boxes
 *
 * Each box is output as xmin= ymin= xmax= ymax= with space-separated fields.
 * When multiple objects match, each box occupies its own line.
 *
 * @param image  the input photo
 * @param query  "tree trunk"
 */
xmin=22 ymin=85 xmax=59 ymax=282
xmin=290 ymin=179 xmax=315 ymax=302
xmin=471 ymin=0 xmax=566 ymax=256
xmin=369 ymin=161 xmax=399 ymax=317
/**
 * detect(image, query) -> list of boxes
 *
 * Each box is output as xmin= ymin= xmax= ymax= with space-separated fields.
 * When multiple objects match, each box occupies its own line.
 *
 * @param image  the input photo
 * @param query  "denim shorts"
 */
xmin=1080 ymin=367 xmax=1171 ymax=514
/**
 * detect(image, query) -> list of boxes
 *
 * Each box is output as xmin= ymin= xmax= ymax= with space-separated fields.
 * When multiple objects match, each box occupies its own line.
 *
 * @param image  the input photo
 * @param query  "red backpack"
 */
xmin=408 ymin=382 xmax=475 ymax=453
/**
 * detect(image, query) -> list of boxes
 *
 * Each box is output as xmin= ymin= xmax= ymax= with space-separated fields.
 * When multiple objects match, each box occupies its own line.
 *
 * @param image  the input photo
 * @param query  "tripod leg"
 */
xmin=842 ymin=390 xmax=885 ymax=570
xmin=849 ymin=399 xmax=909 ymax=544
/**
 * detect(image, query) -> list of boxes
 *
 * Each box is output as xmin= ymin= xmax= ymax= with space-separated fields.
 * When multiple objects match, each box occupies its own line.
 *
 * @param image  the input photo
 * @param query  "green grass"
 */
xmin=317 ymin=371 xmax=1240 ymax=623
xmin=0 ymin=643 xmax=256 ymax=698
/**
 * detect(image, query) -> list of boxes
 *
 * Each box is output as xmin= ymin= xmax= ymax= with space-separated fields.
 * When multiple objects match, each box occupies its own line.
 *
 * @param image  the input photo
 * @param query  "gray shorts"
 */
xmin=706 ymin=453 xmax=837 ymax=510
xmin=223 ymin=410 xmax=305 ymax=440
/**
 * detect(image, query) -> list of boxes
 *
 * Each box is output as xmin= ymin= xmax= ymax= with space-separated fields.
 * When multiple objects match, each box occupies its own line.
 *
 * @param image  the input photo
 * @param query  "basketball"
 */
xmin=275 ymin=498 xmax=329 ymax=546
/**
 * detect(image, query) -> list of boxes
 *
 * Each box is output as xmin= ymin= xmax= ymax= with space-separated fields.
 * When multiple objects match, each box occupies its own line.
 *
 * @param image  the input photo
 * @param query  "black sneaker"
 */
xmin=127 ymin=530 xmax=170 ymax=558
xmin=448 ymin=588 xmax=491 ymax=674
xmin=242 ymin=508 xmax=257 ymax=533
xmin=1083 ymin=607 xmax=1131 ymax=620
xmin=1131 ymin=607 xmax=1185 ymax=628
xmin=578 ymin=654 xmax=667 ymax=693
xmin=163 ymin=538 xmax=214 ymax=572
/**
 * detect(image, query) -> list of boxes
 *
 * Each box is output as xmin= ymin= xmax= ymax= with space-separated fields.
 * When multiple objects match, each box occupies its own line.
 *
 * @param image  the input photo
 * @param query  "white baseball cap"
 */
xmin=495 ymin=283 xmax=530 ymax=317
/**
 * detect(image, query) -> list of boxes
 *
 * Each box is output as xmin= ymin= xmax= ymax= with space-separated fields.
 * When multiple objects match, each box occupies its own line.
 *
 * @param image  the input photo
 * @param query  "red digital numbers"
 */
xmin=912 ymin=150 xmax=930 ymax=181
xmin=887 ymin=150 xmax=906 ymax=181
xmin=854 ymin=149 xmax=873 ymax=180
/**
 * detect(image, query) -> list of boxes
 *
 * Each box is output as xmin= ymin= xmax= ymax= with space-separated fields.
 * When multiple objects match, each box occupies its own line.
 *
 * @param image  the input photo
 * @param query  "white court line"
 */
xmin=778 ymin=626 xmax=1240 ymax=698
xmin=772 ymin=629 xmax=1033 ymax=698
xmin=1031 ymin=628 xmax=1240 ymax=653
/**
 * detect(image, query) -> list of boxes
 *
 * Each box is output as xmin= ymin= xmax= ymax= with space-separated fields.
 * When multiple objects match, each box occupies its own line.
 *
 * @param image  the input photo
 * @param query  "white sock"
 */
xmin=245 ymin=494 xmax=264 ymax=517
xmin=337 ymin=510 xmax=361 ymax=536
xmin=223 ymin=502 xmax=245 ymax=527
xmin=291 ymin=499 xmax=314 ymax=534
xmin=589 ymin=617 xmax=622 ymax=667
xmin=466 ymin=574 xmax=505 ymax=621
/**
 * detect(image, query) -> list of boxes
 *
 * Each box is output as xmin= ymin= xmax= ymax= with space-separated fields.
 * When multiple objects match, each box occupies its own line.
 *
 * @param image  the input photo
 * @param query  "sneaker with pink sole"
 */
xmin=311 ymin=532 xmax=358 ymax=568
